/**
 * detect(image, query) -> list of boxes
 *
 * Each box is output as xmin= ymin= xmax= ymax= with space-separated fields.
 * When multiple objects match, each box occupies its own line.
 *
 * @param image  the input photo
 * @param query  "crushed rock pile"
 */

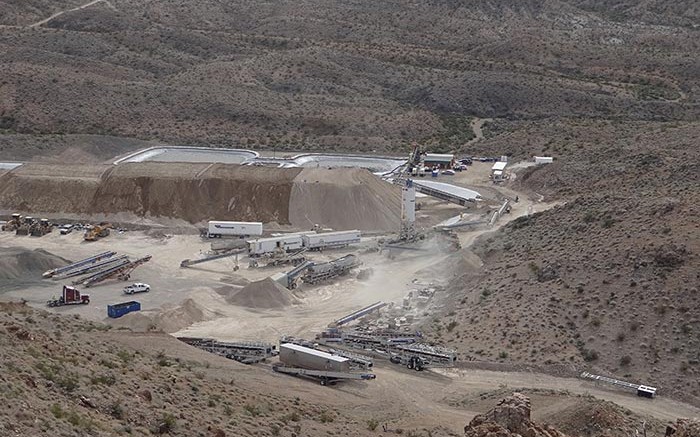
xmin=0 ymin=247 xmax=69 ymax=282
xmin=464 ymin=393 xmax=568 ymax=437
xmin=226 ymin=277 xmax=299 ymax=309
xmin=289 ymin=167 xmax=400 ymax=231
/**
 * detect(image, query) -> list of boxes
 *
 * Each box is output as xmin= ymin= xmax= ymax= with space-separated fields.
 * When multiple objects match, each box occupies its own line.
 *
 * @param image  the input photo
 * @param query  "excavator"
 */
xmin=84 ymin=222 xmax=111 ymax=241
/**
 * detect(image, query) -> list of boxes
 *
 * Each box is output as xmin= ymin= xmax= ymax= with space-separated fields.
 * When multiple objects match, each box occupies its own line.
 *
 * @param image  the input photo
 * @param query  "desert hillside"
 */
xmin=0 ymin=0 xmax=698 ymax=158
xmin=430 ymin=120 xmax=700 ymax=406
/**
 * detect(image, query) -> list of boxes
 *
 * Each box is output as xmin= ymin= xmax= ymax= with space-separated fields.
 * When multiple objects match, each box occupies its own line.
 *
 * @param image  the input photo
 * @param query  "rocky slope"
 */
xmin=432 ymin=120 xmax=700 ymax=406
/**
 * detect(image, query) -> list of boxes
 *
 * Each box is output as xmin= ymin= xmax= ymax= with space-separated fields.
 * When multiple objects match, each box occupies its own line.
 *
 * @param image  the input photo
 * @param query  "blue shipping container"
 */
xmin=107 ymin=301 xmax=141 ymax=318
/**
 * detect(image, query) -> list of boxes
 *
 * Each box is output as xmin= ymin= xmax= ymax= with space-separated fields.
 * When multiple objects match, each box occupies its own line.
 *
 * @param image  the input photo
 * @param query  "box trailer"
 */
xmin=302 ymin=230 xmax=361 ymax=250
xmin=107 ymin=301 xmax=141 ymax=318
xmin=279 ymin=343 xmax=351 ymax=373
xmin=247 ymin=235 xmax=304 ymax=256
xmin=207 ymin=221 xmax=263 ymax=238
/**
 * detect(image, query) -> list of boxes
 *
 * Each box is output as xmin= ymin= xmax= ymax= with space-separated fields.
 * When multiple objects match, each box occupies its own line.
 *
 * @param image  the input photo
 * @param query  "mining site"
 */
xmin=1 ymin=1 xmax=699 ymax=436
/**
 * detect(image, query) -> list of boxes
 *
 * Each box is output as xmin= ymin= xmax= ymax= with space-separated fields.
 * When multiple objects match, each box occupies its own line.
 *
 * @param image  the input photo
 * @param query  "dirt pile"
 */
xmin=0 ymin=247 xmax=69 ymax=283
xmin=111 ymin=297 xmax=221 ymax=333
xmin=226 ymin=277 xmax=299 ymax=309
xmin=289 ymin=167 xmax=400 ymax=231
xmin=0 ymin=163 xmax=399 ymax=230
xmin=465 ymin=393 xmax=567 ymax=437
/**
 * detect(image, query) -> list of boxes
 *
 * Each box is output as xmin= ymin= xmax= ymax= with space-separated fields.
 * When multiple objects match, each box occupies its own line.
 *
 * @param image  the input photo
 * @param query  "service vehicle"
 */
xmin=123 ymin=283 xmax=150 ymax=294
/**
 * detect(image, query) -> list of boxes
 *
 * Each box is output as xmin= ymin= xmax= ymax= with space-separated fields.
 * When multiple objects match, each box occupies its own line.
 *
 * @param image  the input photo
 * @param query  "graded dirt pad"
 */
xmin=0 ymin=247 xmax=70 ymax=283
xmin=289 ymin=167 xmax=401 ymax=231
xmin=226 ymin=277 xmax=299 ymax=309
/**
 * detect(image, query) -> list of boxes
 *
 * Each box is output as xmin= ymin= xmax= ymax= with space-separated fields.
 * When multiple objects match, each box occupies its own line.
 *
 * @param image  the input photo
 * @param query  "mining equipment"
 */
xmin=1 ymin=213 xmax=22 ymax=232
xmin=76 ymin=255 xmax=152 ymax=287
xmin=273 ymin=343 xmax=376 ymax=385
xmin=178 ymin=337 xmax=278 ymax=364
xmin=30 ymin=219 xmax=53 ymax=237
xmin=15 ymin=216 xmax=36 ymax=236
xmin=301 ymin=254 xmax=360 ymax=285
xmin=180 ymin=248 xmax=244 ymax=268
xmin=248 ymin=247 xmax=307 ymax=268
xmin=47 ymin=285 xmax=90 ymax=307
xmin=580 ymin=372 xmax=657 ymax=398
xmin=42 ymin=251 xmax=117 ymax=278
xmin=84 ymin=223 xmax=111 ymax=241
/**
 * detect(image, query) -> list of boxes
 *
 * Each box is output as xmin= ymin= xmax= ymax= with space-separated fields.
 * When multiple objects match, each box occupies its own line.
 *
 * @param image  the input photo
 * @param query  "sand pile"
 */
xmin=226 ymin=277 xmax=299 ymax=309
xmin=0 ymin=248 xmax=70 ymax=282
xmin=111 ymin=297 xmax=221 ymax=333
xmin=289 ymin=167 xmax=401 ymax=231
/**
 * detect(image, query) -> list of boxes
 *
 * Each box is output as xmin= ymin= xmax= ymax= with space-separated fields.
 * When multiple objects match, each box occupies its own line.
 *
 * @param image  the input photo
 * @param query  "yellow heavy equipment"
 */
xmin=84 ymin=223 xmax=111 ymax=241
xmin=1 ymin=213 xmax=22 ymax=232
xmin=30 ymin=219 xmax=53 ymax=237
xmin=15 ymin=216 xmax=36 ymax=236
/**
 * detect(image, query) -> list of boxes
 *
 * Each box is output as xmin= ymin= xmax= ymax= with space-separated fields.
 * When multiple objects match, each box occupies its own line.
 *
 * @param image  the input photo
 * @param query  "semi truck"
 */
xmin=47 ymin=286 xmax=90 ymax=307
xmin=301 ymin=230 xmax=361 ymax=250
xmin=207 ymin=221 xmax=263 ymax=238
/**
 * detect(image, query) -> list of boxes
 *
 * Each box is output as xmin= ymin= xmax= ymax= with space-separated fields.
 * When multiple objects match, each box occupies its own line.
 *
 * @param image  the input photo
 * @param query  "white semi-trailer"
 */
xmin=207 ymin=221 xmax=263 ymax=238
xmin=302 ymin=230 xmax=361 ymax=250
xmin=247 ymin=234 xmax=305 ymax=256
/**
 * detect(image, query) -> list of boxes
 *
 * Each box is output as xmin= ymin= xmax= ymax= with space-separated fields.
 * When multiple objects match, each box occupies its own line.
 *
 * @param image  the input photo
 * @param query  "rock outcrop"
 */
xmin=464 ymin=393 xmax=568 ymax=437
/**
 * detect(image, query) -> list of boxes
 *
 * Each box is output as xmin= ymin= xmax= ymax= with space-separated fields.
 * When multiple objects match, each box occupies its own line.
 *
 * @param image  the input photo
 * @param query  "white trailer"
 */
xmin=207 ymin=221 xmax=263 ymax=238
xmin=302 ymin=230 xmax=361 ymax=250
xmin=247 ymin=234 xmax=304 ymax=256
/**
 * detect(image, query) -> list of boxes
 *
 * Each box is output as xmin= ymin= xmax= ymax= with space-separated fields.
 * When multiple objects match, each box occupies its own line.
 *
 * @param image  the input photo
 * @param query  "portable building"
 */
xmin=247 ymin=234 xmax=304 ymax=256
xmin=423 ymin=153 xmax=455 ymax=169
xmin=302 ymin=230 xmax=361 ymax=250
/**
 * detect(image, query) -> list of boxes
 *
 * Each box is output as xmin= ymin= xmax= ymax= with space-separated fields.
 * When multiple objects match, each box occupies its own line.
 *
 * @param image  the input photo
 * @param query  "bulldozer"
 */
xmin=1 ymin=213 xmax=22 ymax=232
xmin=84 ymin=222 xmax=111 ymax=241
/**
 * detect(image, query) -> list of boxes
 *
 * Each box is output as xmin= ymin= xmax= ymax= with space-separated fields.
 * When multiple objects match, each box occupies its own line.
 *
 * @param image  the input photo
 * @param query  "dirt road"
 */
xmin=29 ymin=0 xmax=110 ymax=28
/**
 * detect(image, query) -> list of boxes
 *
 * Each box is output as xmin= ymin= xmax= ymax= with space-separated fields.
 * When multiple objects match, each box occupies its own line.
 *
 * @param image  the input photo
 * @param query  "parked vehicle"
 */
xmin=59 ymin=224 xmax=74 ymax=235
xmin=123 ymin=283 xmax=150 ymax=294
xmin=47 ymin=286 xmax=90 ymax=307
xmin=442 ymin=170 xmax=455 ymax=176
xmin=207 ymin=221 xmax=263 ymax=238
